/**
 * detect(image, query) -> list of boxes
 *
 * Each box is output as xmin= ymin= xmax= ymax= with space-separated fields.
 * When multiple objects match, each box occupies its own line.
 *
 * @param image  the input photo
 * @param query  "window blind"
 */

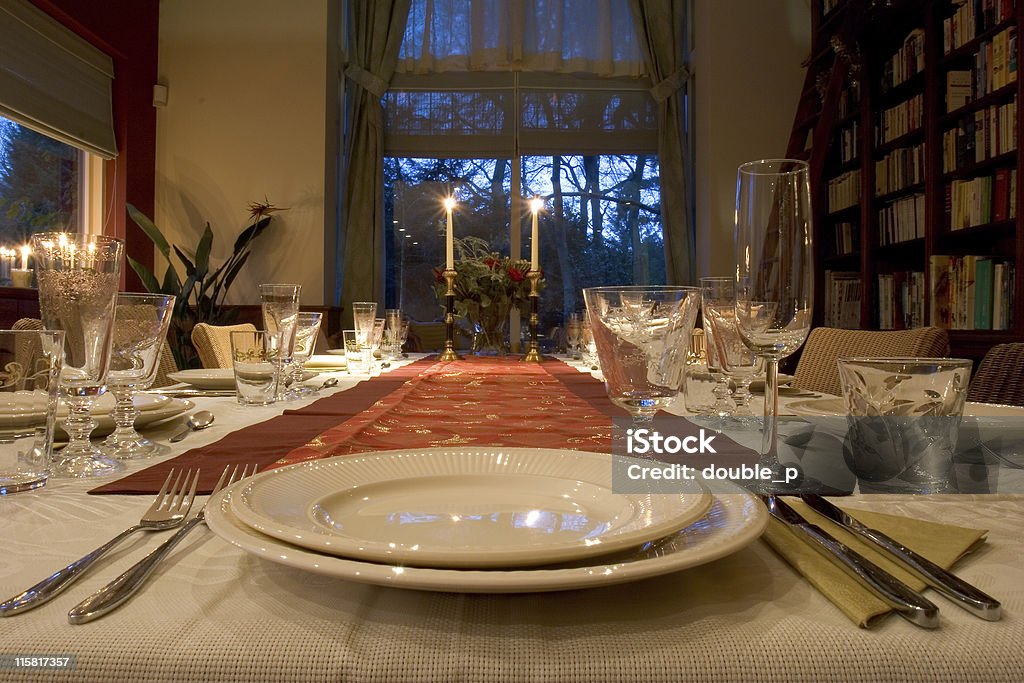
xmin=0 ymin=0 xmax=117 ymax=158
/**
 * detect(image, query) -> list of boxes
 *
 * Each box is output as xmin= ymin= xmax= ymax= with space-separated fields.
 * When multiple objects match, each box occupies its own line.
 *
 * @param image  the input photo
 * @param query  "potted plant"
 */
xmin=127 ymin=200 xmax=286 ymax=369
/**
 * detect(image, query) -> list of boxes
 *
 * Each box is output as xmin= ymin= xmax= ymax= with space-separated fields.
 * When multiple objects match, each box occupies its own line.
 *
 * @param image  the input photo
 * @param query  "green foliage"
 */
xmin=433 ymin=236 xmax=540 ymax=333
xmin=127 ymin=202 xmax=282 ymax=369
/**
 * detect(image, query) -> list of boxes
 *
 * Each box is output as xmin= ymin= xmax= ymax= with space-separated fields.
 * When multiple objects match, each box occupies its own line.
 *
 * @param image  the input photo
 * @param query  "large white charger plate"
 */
xmin=230 ymin=448 xmax=713 ymax=569
xmin=168 ymin=368 xmax=317 ymax=389
xmin=207 ymin=478 xmax=765 ymax=593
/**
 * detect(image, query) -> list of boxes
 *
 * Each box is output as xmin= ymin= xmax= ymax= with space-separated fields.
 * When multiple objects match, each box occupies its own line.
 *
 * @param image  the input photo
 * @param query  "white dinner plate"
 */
xmin=306 ymin=354 xmax=348 ymax=369
xmin=0 ymin=393 xmax=173 ymax=428
xmin=56 ymin=399 xmax=193 ymax=439
xmin=208 ymin=478 xmax=765 ymax=593
xmin=168 ymin=368 xmax=317 ymax=389
xmin=231 ymin=448 xmax=713 ymax=568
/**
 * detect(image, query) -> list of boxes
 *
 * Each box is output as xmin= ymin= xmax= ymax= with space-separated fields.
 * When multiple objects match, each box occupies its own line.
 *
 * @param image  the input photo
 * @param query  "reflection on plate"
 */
xmin=168 ymin=368 xmax=316 ymax=389
xmin=56 ymin=399 xmax=193 ymax=439
xmin=787 ymin=397 xmax=846 ymax=416
xmin=207 ymin=479 xmax=765 ymax=593
xmin=232 ymin=448 xmax=712 ymax=568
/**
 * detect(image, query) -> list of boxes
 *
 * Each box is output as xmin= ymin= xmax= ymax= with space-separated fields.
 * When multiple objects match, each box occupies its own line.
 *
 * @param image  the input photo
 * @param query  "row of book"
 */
xmin=877 ymin=93 xmax=923 ymax=145
xmin=829 ymin=221 xmax=859 ymax=257
xmin=878 ymin=193 xmax=926 ymax=246
xmin=824 ymin=271 xmax=862 ymax=329
xmin=947 ymin=168 xmax=1018 ymax=230
xmin=837 ymin=82 xmax=860 ymax=120
xmin=878 ymin=271 xmax=926 ymax=330
xmin=875 ymin=143 xmax=924 ymax=197
xmin=967 ymin=27 xmax=1018 ymax=101
xmin=881 ymin=29 xmax=925 ymax=92
xmin=942 ymin=98 xmax=1017 ymax=172
xmin=839 ymin=122 xmax=858 ymax=164
xmin=944 ymin=0 xmax=1017 ymax=54
xmin=827 ymin=170 xmax=861 ymax=213
xmin=930 ymin=255 xmax=1015 ymax=330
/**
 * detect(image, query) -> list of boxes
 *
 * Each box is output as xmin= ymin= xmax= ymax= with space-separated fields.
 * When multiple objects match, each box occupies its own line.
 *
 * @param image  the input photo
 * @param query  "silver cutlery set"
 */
xmin=0 ymin=464 xmax=255 ymax=624
xmin=763 ymin=494 xmax=1001 ymax=628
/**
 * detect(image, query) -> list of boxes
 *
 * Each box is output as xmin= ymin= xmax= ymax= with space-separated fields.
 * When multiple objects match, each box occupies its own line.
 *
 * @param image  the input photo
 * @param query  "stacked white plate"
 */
xmin=0 ymin=393 xmax=193 ymax=437
xmin=168 ymin=368 xmax=318 ymax=389
xmin=207 ymin=447 xmax=767 ymax=592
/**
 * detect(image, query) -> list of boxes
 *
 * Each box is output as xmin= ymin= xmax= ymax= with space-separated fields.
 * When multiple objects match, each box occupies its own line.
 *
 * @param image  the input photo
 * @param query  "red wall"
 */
xmin=30 ymin=0 xmax=159 ymax=290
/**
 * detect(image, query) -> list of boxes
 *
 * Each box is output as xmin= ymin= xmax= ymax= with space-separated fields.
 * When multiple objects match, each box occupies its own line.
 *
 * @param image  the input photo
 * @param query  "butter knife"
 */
xmin=762 ymin=495 xmax=940 ymax=629
xmin=801 ymin=494 xmax=1001 ymax=621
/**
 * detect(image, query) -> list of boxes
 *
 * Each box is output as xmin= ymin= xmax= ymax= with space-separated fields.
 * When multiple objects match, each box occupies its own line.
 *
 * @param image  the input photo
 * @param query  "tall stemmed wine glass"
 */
xmin=102 ymin=293 xmax=176 ymax=459
xmin=259 ymin=284 xmax=300 ymax=400
xmin=31 ymin=233 xmax=124 ymax=478
xmin=734 ymin=159 xmax=813 ymax=483
xmin=583 ymin=286 xmax=700 ymax=428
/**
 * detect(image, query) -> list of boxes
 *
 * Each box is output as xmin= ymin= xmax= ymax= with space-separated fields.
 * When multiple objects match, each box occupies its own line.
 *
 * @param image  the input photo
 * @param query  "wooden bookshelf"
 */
xmin=792 ymin=0 xmax=1024 ymax=362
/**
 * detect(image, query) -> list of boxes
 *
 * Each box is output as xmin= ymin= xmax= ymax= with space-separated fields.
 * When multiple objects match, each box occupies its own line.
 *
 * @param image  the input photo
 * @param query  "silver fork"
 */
xmin=0 ymin=468 xmax=199 ymax=616
xmin=67 ymin=464 xmax=257 ymax=624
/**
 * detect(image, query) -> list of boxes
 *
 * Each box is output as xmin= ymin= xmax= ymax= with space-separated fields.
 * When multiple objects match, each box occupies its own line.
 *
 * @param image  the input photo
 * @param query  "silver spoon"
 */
xmin=319 ymin=378 xmax=339 ymax=390
xmin=169 ymin=410 xmax=215 ymax=443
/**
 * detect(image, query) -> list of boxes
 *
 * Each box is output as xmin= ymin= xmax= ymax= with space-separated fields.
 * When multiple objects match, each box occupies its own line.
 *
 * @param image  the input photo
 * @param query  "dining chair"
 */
xmin=968 ymin=343 xmax=1024 ymax=406
xmin=191 ymin=322 xmax=257 ymax=368
xmin=791 ymin=326 xmax=950 ymax=397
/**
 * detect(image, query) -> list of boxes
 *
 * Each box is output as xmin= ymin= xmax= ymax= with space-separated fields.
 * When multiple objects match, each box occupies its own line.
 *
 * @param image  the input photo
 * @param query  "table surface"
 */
xmin=1 ymin=357 xmax=1023 ymax=683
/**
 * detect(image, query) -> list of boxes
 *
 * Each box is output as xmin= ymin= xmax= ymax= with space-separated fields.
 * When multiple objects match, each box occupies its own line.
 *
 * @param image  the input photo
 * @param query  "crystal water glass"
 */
xmin=734 ymin=159 xmax=813 ymax=484
xmin=583 ymin=286 xmax=700 ymax=425
xmin=259 ymin=284 xmax=300 ymax=399
xmin=102 ymin=293 xmax=176 ymax=459
xmin=701 ymin=277 xmax=763 ymax=419
xmin=351 ymin=301 xmax=377 ymax=367
xmin=0 ymin=329 xmax=64 ymax=493
xmin=566 ymin=313 xmax=582 ymax=360
xmin=230 ymin=330 xmax=280 ymax=405
xmin=284 ymin=311 xmax=322 ymax=397
xmin=32 ymin=232 xmax=124 ymax=478
xmin=384 ymin=309 xmax=403 ymax=360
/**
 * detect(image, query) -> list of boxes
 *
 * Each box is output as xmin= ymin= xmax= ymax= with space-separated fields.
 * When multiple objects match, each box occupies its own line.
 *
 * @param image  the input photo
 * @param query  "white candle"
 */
xmin=18 ymin=245 xmax=29 ymax=271
xmin=529 ymin=198 xmax=543 ymax=270
xmin=444 ymin=197 xmax=456 ymax=271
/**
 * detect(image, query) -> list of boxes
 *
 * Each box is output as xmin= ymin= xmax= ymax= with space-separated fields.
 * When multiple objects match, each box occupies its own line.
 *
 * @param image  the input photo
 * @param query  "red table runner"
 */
xmin=90 ymin=357 xmax=628 ymax=495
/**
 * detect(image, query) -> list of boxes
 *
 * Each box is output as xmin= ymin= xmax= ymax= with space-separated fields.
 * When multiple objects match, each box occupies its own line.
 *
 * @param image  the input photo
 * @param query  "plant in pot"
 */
xmin=127 ymin=200 xmax=286 ymax=369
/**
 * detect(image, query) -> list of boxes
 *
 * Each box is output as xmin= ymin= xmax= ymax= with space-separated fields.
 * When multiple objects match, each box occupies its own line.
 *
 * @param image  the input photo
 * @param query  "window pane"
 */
xmin=385 ymin=157 xmax=512 ymax=322
xmin=523 ymin=154 xmax=664 ymax=329
xmin=0 ymin=115 xmax=80 ymax=247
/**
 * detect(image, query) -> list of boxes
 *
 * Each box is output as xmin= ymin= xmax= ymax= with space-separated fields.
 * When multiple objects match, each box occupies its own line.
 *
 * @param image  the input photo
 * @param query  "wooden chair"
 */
xmin=792 ymin=326 xmax=951 ymax=397
xmin=968 ymin=343 xmax=1024 ymax=406
xmin=191 ymin=322 xmax=257 ymax=368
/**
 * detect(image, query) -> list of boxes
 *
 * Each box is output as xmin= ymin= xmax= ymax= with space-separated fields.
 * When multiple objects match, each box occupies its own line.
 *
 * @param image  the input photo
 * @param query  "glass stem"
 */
xmin=108 ymin=385 xmax=140 ymax=441
xmin=761 ymin=357 xmax=779 ymax=464
xmin=61 ymin=395 xmax=99 ymax=457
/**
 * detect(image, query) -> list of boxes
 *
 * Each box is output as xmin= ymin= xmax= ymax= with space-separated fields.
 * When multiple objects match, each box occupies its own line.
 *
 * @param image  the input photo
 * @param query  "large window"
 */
xmin=384 ymin=154 xmax=664 ymax=330
xmin=381 ymin=0 xmax=672 ymax=335
xmin=0 ymin=115 xmax=82 ymax=243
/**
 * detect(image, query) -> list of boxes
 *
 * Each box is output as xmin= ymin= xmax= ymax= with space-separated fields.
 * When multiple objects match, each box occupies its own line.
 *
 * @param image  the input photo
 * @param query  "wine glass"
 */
xmin=734 ymin=159 xmax=813 ymax=484
xmin=699 ymin=277 xmax=737 ymax=419
xmin=565 ymin=313 xmax=582 ymax=360
xmin=700 ymin=277 xmax=764 ymax=421
xmin=102 ymin=293 xmax=176 ymax=459
xmin=351 ymin=301 xmax=378 ymax=367
xmin=31 ymin=232 xmax=124 ymax=478
xmin=384 ymin=309 xmax=403 ymax=360
xmin=284 ymin=311 xmax=322 ymax=397
xmin=583 ymin=286 xmax=700 ymax=426
xmin=259 ymin=284 xmax=301 ymax=399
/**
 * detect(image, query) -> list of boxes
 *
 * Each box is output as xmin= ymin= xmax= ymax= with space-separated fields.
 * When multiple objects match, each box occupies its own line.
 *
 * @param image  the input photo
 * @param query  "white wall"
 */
xmin=155 ymin=0 xmax=332 ymax=305
xmin=693 ymin=0 xmax=811 ymax=279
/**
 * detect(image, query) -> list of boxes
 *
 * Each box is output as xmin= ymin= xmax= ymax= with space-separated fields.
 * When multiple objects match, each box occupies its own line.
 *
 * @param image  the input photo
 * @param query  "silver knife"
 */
xmin=801 ymin=494 xmax=1001 ymax=621
xmin=762 ymin=495 xmax=940 ymax=629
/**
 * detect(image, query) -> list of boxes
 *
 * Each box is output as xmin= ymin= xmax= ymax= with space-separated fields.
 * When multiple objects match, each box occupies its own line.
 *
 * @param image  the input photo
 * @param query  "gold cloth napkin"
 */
xmin=762 ymin=499 xmax=988 ymax=627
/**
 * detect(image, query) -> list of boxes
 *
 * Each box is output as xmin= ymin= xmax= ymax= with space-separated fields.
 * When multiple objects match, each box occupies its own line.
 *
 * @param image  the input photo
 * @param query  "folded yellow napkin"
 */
xmin=762 ymin=499 xmax=988 ymax=627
